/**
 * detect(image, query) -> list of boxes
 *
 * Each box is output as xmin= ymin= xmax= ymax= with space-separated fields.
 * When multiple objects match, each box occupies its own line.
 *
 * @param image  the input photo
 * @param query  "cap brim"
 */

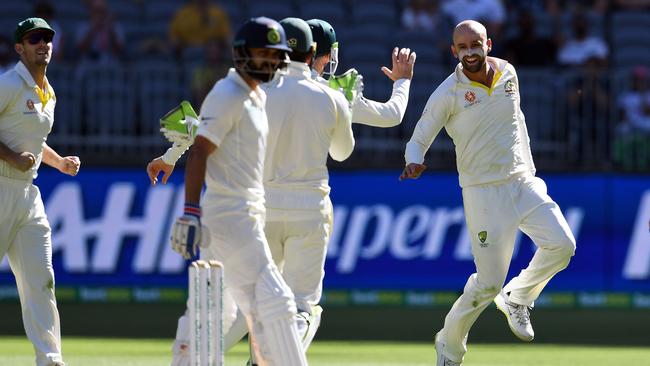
xmin=267 ymin=44 xmax=292 ymax=52
xmin=29 ymin=27 xmax=55 ymax=35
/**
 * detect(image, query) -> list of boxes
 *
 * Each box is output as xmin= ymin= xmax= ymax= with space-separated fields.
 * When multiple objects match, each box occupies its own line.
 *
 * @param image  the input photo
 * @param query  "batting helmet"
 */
xmin=232 ymin=17 xmax=291 ymax=82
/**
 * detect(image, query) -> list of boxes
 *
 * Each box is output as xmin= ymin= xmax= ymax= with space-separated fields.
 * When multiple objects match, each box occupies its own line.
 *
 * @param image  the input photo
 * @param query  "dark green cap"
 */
xmin=279 ymin=17 xmax=314 ymax=53
xmin=307 ymin=19 xmax=337 ymax=57
xmin=14 ymin=17 xmax=55 ymax=43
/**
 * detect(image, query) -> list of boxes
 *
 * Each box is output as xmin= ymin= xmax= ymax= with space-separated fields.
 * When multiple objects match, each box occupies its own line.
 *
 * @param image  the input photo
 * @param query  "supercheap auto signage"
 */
xmin=0 ymin=169 xmax=648 ymax=294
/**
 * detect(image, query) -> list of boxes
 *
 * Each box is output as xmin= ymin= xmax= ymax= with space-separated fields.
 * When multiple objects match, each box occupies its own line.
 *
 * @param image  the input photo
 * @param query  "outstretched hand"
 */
xmin=147 ymin=157 xmax=175 ymax=185
xmin=381 ymin=47 xmax=417 ymax=81
xmin=399 ymin=163 xmax=427 ymax=181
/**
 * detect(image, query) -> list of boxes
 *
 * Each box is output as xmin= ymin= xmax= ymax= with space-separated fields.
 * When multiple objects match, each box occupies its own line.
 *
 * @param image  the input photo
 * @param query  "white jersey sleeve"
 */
xmin=352 ymin=78 xmax=411 ymax=128
xmin=405 ymin=77 xmax=455 ymax=164
xmin=196 ymin=87 xmax=242 ymax=147
xmin=329 ymin=90 xmax=354 ymax=161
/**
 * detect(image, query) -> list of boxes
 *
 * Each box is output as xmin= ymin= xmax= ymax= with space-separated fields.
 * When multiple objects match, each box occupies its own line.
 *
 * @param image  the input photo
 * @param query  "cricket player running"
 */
xmin=307 ymin=18 xmax=416 ymax=128
xmin=401 ymin=20 xmax=576 ymax=366
xmin=0 ymin=18 xmax=80 ymax=366
xmin=168 ymin=17 xmax=307 ymax=366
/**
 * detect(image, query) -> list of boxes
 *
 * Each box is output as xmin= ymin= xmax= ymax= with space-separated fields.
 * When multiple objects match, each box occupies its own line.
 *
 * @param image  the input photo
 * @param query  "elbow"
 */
xmin=331 ymin=141 xmax=355 ymax=162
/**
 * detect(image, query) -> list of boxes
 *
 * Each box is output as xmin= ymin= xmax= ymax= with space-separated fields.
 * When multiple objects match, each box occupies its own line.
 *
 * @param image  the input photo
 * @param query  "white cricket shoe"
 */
xmin=494 ymin=290 xmax=534 ymax=342
xmin=435 ymin=332 xmax=462 ymax=366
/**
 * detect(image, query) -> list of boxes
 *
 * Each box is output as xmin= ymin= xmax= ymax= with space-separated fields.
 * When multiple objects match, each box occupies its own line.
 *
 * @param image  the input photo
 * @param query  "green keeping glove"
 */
xmin=159 ymin=100 xmax=199 ymax=145
xmin=328 ymin=68 xmax=364 ymax=103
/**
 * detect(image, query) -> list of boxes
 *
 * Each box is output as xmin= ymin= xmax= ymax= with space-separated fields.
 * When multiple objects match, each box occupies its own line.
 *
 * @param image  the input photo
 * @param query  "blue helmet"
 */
xmin=232 ymin=17 xmax=291 ymax=82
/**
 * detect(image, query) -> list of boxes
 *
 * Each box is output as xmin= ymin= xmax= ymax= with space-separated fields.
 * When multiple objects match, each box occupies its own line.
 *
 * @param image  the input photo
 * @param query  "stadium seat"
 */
xmin=352 ymin=2 xmax=398 ymax=25
xmin=143 ymin=0 xmax=180 ymax=22
xmin=79 ymin=65 xmax=135 ymax=138
xmin=248 ymin=1 xmax=295 ymax=20
xmin=300 ymin=2 xmax=347 ymax=26
xmin=54 ymin=0 xmax=89 ymax=23
xmin=135 ymin=62 xmax=188 ymax=138
xmin=0 ymin=2 xmax=31 ymax=19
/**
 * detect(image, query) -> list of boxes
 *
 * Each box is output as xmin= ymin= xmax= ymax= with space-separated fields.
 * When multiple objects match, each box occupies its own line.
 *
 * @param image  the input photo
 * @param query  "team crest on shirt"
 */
xmin=465 ymin=91 xmax=476 ymax=103
xmin=504 ymin=80 xmax=516 ymax=95
xmin=464 ymin=90 xmax=479 ymax=108
xmin=24 ymin=99 xmax=37 ymax=114
xmin=478 ymin=231 xmax=489 ymax=247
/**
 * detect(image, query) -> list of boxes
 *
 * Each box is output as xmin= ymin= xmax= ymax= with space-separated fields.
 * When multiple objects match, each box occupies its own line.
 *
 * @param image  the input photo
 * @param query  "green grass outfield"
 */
xmin=0 ymin=337 xmax=648 ymax=366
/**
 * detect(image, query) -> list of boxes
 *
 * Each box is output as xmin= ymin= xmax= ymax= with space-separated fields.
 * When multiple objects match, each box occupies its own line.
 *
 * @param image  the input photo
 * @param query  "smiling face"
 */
xmin=15 ymin=30 xmax=53 ymax=67
xmin=451 ymin=21 xmax=491 ymax=74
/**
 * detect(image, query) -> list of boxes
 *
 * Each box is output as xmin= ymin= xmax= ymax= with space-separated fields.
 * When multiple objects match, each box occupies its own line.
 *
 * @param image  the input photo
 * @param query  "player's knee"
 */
xmin=467 ymin=273 xmax=503 ymax=298
xmin=557 ymin=233 xmax=576 ymax=258
xmin=254 ymin=264 xmax=297 ymax=321
xmin=28 ymin=267 xmax=55 ymax=294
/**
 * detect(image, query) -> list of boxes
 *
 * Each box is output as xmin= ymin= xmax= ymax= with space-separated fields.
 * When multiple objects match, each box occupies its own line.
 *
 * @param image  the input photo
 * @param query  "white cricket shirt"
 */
xmin=351 ymin=78 xmax=410 ymax=127
xmin=312 ymin=69 xmax=411 ymax=127
xmin=405 ymin=58 xmax=535 ymax=187
xmin=197 ymin=68 xmax=268 ymax=215
xmin=0 ymin=61 xmax=55 ymax=181
xmin=264 ymin=61 xmax=353 ymax=215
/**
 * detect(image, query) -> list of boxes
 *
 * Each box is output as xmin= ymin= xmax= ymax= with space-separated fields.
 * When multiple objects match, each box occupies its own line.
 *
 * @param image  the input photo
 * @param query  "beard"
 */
xmin=461 ymin=54 xmax=485 ymax=73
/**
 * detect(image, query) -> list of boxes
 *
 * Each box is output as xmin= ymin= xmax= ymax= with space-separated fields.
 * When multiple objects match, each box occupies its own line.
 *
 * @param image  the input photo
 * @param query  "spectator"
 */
xmin=618 ymin=66 xmax=650 ymax=134
xmin=169 ymin=0 xmax=231 ymax=59
xmin=565 ymin=56 xmax=611 ymax=163
xmin=613 ymin=66 xmax=650 ymax=170
xmin=0 ymin=36 xmax=13 ymax=74
xmin=504 ymin=11 xmax=556 ymax=66
xmin=34 ymin=1 xmax=64 ymax=61
xmin=191 ymin=41 xmax=229 ymax=105
xmin=557 ymin=13 xmax=608 ymax=67
xmin=401 ymin=0 xmax=442 ymax=31
xmin=75 ymin=0 xmax=125 ymax=65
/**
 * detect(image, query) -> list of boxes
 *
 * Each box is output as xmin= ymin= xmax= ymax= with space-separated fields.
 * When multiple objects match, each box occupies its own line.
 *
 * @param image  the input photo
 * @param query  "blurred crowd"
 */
xmin=2 ymin=0 xmax=649 ymax=170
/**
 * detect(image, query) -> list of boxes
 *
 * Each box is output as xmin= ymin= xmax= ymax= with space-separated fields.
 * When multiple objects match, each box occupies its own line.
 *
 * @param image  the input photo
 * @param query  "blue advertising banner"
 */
xmin=0 ymin=168 xmax=648 ymax=302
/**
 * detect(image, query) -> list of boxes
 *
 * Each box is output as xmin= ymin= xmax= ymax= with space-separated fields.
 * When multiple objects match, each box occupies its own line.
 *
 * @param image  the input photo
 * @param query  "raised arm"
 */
xmin=329 ymin=91 xmax=355 ymax=161
xmin=353 ymin=47 xmax=416 ymax=128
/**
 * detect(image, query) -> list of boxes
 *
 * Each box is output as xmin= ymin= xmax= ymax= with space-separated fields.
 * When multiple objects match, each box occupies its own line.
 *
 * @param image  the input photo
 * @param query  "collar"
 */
xmin=454 ymin=57 xmax=507 ymax=96
xmin=286 ymin=61 xmax=312 ymax=78
xmin=227 ymin=68 xmax=265 ymax=106
xmin=228 ymin=68 xmax=252 ymax=91
xmin=14 ymin=61 xmax=50 ymax=90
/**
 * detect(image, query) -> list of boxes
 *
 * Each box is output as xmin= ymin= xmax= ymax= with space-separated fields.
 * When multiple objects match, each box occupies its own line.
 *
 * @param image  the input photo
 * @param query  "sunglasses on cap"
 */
xmin=23 ymin=32 xmax=53 ymax=45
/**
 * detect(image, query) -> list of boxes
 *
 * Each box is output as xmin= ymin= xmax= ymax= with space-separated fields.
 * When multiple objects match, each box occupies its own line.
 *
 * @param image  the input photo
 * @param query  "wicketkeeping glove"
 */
xmin=170 ymin=204 xmax=210 ymax=259
xmin=328 ymin=68 xmax=364 ymax=104
xmin=160 ymin=100 xmax=199 ymax=145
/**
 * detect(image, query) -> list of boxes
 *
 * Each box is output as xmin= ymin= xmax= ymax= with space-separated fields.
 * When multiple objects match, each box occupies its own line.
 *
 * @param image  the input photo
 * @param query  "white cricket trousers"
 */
xmin=439 ymin=173 xmax=576 ymax=362
xmin=0 ymin=176 xmax=63 ymax=366
xmin=176 ymin=209 xmax=307 ymax=366
xmin=265 ymin=203 xmax=333 ymax=313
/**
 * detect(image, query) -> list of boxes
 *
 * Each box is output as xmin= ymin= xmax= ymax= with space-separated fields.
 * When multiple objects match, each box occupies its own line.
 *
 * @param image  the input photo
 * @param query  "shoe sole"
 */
xmin=494 ymin=294 xmax=534 ymax=342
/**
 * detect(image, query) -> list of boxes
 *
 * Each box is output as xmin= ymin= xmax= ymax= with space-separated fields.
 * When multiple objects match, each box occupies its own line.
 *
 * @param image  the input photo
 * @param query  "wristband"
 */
xmin=161 ymin=144 xmax=189 ymax=165
xmin=184 ymin=203 xmax=201 ymax=218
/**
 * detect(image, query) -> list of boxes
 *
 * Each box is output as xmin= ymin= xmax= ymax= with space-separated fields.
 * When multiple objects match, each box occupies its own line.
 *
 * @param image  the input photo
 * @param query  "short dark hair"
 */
xmin=289 ymin=48 xmax=314 ymax=63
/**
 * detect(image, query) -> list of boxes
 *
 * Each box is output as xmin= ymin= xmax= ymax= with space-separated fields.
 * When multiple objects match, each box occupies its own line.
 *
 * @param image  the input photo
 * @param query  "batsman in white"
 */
xmin=219 ymin=17 xmax=354 ymax=364
xmin=0 ymin=18 xmax=80 ymax=366
xmin=400 ymin=20 xmax=576 ymax=366
xmin=166 ymin=17 xmax=308 ymax=366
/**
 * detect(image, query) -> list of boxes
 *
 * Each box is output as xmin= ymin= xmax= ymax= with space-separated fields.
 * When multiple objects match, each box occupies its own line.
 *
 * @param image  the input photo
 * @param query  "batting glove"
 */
xmin=171 ymin=204 xmax=206 ymax=259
